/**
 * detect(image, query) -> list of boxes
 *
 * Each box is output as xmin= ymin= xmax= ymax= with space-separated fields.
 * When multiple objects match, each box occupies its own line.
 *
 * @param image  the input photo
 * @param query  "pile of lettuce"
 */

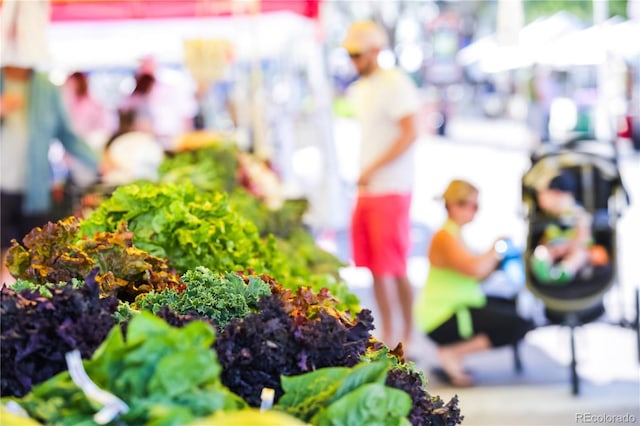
xmin=79 ymin=182 xmax=357 ymax=312
xmin=4 ymin=311 xmax=460 ymax=426
xmin=214 ymin=286 xmax=374 ymax=407
xmin=6 ymin=216 xmax=183 ymax=303
xmin=158 ymin=144 xmax=238 ymax=194
xmin=158 ymin=145 xmax=345 ymax=278
xmin=1 ymin=265 xmax=259 ymax=408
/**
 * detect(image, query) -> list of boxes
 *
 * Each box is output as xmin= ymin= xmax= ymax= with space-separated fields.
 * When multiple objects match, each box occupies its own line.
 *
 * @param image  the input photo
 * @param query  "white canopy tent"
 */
xmin=535 ymin=18 xmax=640 ymax=67
xmin=457 ymin=11 xmax=585 ymax=73
xmin=45 ymin=11 xmax=317 ymax=71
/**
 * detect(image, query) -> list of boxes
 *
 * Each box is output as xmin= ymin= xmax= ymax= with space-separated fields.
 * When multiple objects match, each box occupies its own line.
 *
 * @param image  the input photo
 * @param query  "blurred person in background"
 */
xmin=118 ymin=72 xmax=157 ymax=136
xmin=125 ymin=55 xmax=197 ymax=149
xmin=63 ymin=71 xmax=113 ymax=141
xmin=342 ymin=20 xmax=421 ymax=351
xmin=62 ymin=71 xmax=114 ymax=188
xmin=414 ymin=179 xmax=533 ymax=386
xmin=1 ymin=66 xmax=100 ymax=283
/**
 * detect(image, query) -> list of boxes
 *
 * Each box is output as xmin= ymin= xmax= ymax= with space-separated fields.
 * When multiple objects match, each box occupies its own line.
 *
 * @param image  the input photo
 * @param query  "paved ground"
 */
xmin=333 ymin=115 xmax=640 ymax=426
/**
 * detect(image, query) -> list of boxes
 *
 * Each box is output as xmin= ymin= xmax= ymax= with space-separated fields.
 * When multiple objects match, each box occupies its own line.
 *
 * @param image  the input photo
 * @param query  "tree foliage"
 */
xmin=524 ymin=0 xmax=628 ymax=24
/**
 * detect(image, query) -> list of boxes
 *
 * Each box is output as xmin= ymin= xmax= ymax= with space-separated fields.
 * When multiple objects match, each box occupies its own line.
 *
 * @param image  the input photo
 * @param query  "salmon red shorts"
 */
xmin=350 ymin=193 xmax=412 ymax=276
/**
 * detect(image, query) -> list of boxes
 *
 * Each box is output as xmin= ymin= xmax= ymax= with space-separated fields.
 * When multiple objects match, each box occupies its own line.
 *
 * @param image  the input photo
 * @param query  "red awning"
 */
xmin=2 ymin=0 xmax=320 ymax=22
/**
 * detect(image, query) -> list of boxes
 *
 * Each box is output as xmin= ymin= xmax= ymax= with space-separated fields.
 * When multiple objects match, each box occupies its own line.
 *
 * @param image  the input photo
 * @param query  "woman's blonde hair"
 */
xmin=441 ymin=179 xmax=478 ymax=205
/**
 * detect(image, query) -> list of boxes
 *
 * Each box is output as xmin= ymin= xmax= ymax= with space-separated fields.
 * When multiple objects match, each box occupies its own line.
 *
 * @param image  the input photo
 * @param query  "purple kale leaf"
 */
xmin=1 ymin=269 xmax=118 ymax=397
xmin=214 ymin=294 xmax=374 ymax=407
xmin=385 ymin=367 xmax=464 ymax=426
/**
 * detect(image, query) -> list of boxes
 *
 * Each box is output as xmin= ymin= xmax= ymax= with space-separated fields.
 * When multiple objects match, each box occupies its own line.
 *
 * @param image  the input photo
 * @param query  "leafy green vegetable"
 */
xmin=11 ymin=312 xmax=245 ymax=425
xmin=331 ymin=358 xmax=390 ymax=402
xmin=313 ymin=383 xmax=412 ymax=426
xmin=137 ymin=267 xmax=271 ymax=329
xmin=6 ymin=217 xmax=183 ymax=303
xmin=278 ymin=368 xmax=351 ymax=417
xmin=6 ymin=217 xmax=93 ymax=285
xmin=276 ymin=360 xmax=412 ymax=426
xmin=80 ymin=182 xmax=278 ymax=274
xmin=159 ymin=144 xmax=239 ymax=194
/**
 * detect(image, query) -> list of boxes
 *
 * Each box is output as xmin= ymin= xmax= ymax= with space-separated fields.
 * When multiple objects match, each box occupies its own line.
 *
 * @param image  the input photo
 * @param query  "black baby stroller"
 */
xmin=520 ymin=135 xmax=638 ymax=395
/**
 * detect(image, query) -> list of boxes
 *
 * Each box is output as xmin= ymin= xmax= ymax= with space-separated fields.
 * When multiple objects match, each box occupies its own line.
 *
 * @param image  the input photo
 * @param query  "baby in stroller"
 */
xmin=521 ymin=136 xmax=634 ymax=395
xmin=530 ymin=171 xmax=609 ymax=285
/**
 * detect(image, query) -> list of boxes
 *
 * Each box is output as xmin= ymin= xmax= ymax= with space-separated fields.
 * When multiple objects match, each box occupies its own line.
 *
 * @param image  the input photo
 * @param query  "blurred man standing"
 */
xmin=343 ymin=21 xmax=421 ymax=350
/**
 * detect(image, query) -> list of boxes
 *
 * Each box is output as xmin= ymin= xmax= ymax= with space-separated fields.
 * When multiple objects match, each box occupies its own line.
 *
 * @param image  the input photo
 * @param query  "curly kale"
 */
xmin=137 ymin=268 xmax=271 ymax=329
xmin=0 ymin=269 xmax=118 ymax=397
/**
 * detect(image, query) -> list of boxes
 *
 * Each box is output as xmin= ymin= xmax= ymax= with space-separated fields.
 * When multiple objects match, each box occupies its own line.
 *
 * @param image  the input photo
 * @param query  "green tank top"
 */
xmin=414 ymin=219 xmax=487 ymax=339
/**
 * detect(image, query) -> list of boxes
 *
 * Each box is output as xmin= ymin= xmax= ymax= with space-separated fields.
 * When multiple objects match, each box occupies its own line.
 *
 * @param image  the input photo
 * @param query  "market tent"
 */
xmin=0 ymin=0 xmax=322 ymax=69
xmin=457 ymin=11 xmax=584 ymax=73
xmin=536 ymin=18 xmax=640 ymax=67
xmin=0 ymin=0 xmax=320 ymax=21
xmin=46 ymin=11 xmax=318 ymax=69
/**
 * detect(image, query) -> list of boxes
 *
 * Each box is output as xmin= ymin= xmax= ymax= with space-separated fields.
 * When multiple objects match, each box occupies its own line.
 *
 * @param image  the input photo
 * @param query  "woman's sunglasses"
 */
xmin=457 ymin=200 xmax=479 ymax=211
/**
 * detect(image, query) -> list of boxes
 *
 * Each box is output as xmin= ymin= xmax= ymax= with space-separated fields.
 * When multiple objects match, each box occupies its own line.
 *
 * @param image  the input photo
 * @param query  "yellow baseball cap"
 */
xmin=342 ymin=20 xmax=388 ymax=55
xmin=440 ymin=179 xmax=478 ymax=203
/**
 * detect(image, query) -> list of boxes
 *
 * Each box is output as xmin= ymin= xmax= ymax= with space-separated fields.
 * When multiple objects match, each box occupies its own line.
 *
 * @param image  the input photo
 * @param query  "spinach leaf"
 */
xmin=275 ymin=359 xmax=408 ymax=425
xmin=312 ymin=383 xmax=412 ymax=426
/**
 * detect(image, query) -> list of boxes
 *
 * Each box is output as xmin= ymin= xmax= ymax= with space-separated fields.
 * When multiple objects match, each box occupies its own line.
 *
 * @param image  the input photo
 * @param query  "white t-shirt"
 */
xmin=348 ymin=67 xmax=420 ymax=194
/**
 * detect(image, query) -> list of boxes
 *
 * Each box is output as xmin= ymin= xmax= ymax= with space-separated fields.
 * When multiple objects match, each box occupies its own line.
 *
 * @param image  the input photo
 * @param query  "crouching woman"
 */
xmin=414 ymin=179 xmax=533 ymax=386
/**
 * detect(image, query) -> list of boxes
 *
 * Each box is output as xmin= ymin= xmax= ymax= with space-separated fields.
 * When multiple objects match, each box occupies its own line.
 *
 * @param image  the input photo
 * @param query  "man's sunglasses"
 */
xmin=349 ymin=52 xmax=364 ymax=59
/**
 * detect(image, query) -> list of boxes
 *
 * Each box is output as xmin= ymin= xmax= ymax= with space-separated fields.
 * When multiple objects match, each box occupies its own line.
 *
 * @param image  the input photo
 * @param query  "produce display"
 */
xmin=2 ymin=276 xmax=463 ymax=425
xmin=1 ymin=142 xmax=464 ymax=425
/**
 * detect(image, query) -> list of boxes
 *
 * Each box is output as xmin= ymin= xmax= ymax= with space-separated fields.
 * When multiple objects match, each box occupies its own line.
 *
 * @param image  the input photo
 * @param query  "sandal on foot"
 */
xmin=430 ymin=367 xmax=475 ymax=387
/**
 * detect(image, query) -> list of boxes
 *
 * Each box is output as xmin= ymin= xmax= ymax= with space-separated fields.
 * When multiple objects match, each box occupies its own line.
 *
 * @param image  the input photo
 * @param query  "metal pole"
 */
xmin=593 ymin=0 xmax=613 ymax=140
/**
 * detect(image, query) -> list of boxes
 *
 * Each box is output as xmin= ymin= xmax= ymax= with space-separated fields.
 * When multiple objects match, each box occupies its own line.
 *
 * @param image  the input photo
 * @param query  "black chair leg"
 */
xmin=569 ymin=324 xmax=580 ymax=396
xmin=635 ymin=288 xmax=640 ymax=363
xmin=513 ymin=341 xmax=523 ymax=374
